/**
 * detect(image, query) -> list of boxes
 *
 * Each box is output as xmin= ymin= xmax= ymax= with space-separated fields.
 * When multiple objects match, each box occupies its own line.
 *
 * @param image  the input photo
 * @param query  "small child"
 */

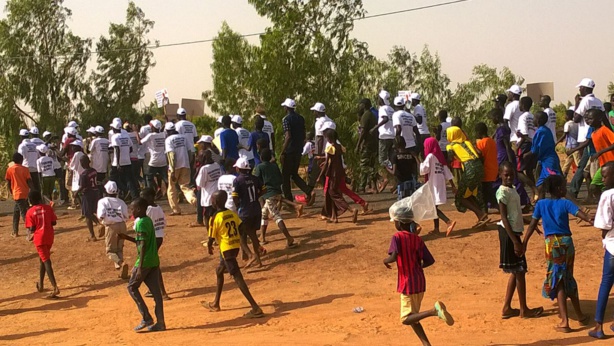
xmin=515 ymin=97 xmax=537 ymax=200
xmin=558 ymin=110 xmax=580 ymax=178
xmin=590 ymin=161 xmax=614 ymax=339
xmin=68 ymin=140 xmax=85 ymax=210
xmin=232 ymin=157 xmax=264 ymax=268
xmin=531 ymin=112 xmax=563 ymax=199
xmin=302 ymin=131 xmax=316 ymax=176
xmin=497 ymin=161 xmax=543 ymax=319
xmin=435 ymin=110 xmax=451 ymax=161
xmin=217 ymin=158 xmax=237 ymax=212
xmin=120 ymin=197 xmax=166 ymax=332
xmin=524 ymin=175 xmax=591 ymax=332
xmin=96 ymin=181 xmax=129 ymax=278
xmin=26 ymin=190 xmax=60 ymax=298
xmin=387 ymin=137 xmax=419 ymax=200
xmin=140 ymin=187 xmax=170 ymax=301
xmin=254 ymin=148 xmax=302 ymax=247
xmin=6 ymin=153 xmax=32 ymax=237
xmin=475 ymin=122 xmax=498 ymax=210
xmin=384 ymin=203 xmax=454 ymax=345
xmin=196 ymin=150 xmax=222 ymax=229
xmin=204 ymin=190 xmax=264 ymax=318
xmin=77 ymin=155 xmax=100 ymax=241
xmin=36 ymin=144 xmax=56 ymax=204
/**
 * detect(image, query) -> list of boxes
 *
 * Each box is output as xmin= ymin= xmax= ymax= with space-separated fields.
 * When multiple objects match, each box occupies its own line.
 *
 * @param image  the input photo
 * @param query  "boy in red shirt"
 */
xmin=26 ymin=190 xmax=60 ymax=298
xmin=475 ymin=122 xmax=499 ymax=211
xmin=384 ymin=203 xmax=453 ymax=345
xmin=6 ymin=153 xmax=33 ymax=237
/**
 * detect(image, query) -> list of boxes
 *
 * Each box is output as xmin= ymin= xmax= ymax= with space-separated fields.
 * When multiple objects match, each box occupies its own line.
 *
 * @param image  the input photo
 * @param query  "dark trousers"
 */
xmin=282 ymin=152 xmax=312 ymax=200
xmin=30 ymin=170 xmax=40 ymax=193
xmin=570 ymin=147 xmax=589 ymax=197
xmin=196 ymin=192 xmax=203 ymax=224
xmin=55 ymin=168 xmax=68 ymax=201
xmin=97 ymin=172 xmax=107 ymax=196
xmin=146 ymin=166 xmax=169 ymax=192
xmin=133 ymin=159 xmax=144 ymax=184
xmin=358 ymin=149 xmax=377 ymax=191
xmin=110 ymin=165 xmax=139 ymax=199
xmin=127 ymin=266 xmax=164 ymax=325
xmin=13 ymin=199 xmax=28 ymax=234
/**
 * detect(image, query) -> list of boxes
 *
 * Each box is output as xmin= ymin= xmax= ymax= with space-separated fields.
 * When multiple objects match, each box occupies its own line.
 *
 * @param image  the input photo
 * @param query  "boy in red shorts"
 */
xmin=26 ymin=190 xmax=60 ymax=298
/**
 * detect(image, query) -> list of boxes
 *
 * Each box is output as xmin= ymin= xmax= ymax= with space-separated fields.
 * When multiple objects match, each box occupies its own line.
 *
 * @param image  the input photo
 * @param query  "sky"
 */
xmin=2 ymin=0 xmax=614 ymax=110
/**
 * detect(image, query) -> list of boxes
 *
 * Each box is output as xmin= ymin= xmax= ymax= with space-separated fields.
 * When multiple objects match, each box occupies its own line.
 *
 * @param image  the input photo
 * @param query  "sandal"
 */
xmin=202 ymin=301 xmax=220 ymax=312
xmin=434 ymin=301 xmax=454 ymax=326
xmin=501 ymin=309 xmax=520 ymax=319
xmin=555 ymin=326 xmax=572 ymax=333
xmin=446 ymin=221 xmax=457 ymax=237
xmin=243 ymin=309 xmax=264 ymax=319
xmin=134 ymin=320 xmax=154 ymax=331
xmin=588 ymin=329 xmax=605 ymax=339
xmin=578 ymin=314 xmax=591 ymax=326
xmin=521 ymin=306 xmax=544 ymax=319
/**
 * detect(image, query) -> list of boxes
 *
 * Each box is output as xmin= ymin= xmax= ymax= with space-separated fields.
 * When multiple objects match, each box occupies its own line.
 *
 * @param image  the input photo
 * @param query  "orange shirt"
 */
xmin=592 ymin=126 xmax=614 ymax=167
xmin=476 ymin=137 xmax=498 ymax=182
xmin=5 ymin=163 xmax=31 ymax=200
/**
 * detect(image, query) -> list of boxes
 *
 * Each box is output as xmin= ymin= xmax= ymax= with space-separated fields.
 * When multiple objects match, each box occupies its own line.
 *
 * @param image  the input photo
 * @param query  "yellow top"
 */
xmin=208 ymin=209 xmax=242 ymax=255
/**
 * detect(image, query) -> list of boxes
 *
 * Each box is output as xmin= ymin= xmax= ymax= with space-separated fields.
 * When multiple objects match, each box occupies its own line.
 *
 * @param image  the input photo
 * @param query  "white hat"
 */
xmin=568 ymin=106 xmax=576 ymax=111
xmin=104 ymin=181 xmax=118 ymax=195
xmin=310 ymin=102 xmax=326 ymax=112
xmin=378 ymin=90 xmax=390 ymax=105
xmin=64 ymin=126 xmax=77 ymax=136
xmin=150 ymin=119 xmax=162 ymax=130
xmin=231 ymin=115 xmax=243 ymax=124
xmin=506 ymin=85 xmax=522 ymax=95
xmin=95 ymin=125 xmax=105 ymax=134
xmin=42 ymin=131 xmax=52 ymax=138
xmin=576 ymin=78 xmax=595 ymax=89
xmin=68 ymin=120 xmax=79 ymax=128
xmin=36 ymin=144 xmax=48 ymax=154
xmin=177 ymin=107 xmax=187 ymax=116
xmin=233 ymin=157 xmax=251 ymax=170
xmin=110 ymin=117 xmax=122 ymax=129
xmin=197 ymin=135 xmax=213 ymax=144
xmin=410 ymin=93 xmax=421 ymax=101
xmin=216 ymin=116 xmax=224 ymax=123
xmin=30 ymin=127 xmax=39 ymax=135
xmin=164 ymin=122 xmax=175 ymax=131
xmin=281 ymin=98 xmax=296 ymax=108
xmin=19 ymin=129 xmax=29 ymax=136
xmin=71 ymin=139 xmax=83 ymax=147
xmin=86 ymin=126 xmax=96 ymax=134
xmin=393 ymin=96 xmax=406 ymax=106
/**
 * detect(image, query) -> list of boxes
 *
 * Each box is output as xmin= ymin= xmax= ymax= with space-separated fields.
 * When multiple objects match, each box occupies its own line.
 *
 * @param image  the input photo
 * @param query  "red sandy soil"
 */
xmin=0 ymin=191 xmax=611 ymax=345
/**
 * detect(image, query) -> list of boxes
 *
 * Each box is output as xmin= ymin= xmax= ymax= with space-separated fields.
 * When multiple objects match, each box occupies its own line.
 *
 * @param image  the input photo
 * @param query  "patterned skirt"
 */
xmin=542 ymin=235 xmax=578 ymax=300
xmin=454 ymin=159 xmax=485 ymax=213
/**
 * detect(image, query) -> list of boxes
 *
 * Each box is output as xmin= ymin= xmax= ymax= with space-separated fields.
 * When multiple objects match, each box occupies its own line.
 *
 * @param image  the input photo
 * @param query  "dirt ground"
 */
xmin=0 ymin=188 xmax=611 ymax=346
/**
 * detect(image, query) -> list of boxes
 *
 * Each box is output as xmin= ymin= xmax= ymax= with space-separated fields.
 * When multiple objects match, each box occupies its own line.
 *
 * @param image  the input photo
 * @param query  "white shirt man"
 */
xmin=411 ymin=93 xmax=429 ymax=135
xmin=232 ymin=115 xmax=255 ymax=162
xmin=259 ymin=114 xmax=274 ymax=150
xmin=18 ymin=136 xmax=39 ymax=172
xmin=392 ymin=102 xmax=417 ymax=148
xmin=517 ymin=112 xmax=536 ymax=143
xmin=109 ymin=130 xmax=132 ymax=167
xmin=165 ymin=133 xmax=190 ymax=170
xmin=575 ymin=93 xmax=604 ymax=143
xmin=141 ymin=131 xmax=168 ymax=168
xmin=89 ymin=131 xmax=110 ymax=174
xmin=138 ymin=124 xmax=152 ymax=160
xmin=504 ymin=85 xmax=523 ymax=142
xmin=127 ymin=130 xmax=139 ymax=161
xmin=217 ymin=173 xmax=236 ymax=212
xmin=36 ymin=149 xmax=55 ymax=178
xmin=378 ymin=105 xmax=395 ymax=140
xmin=176 ymin=118 xmax=198 ymax=153
xmin=594 ymin=187 xmax=614 ymax=257
xmin=544 ymin=107 xmax=557 ymax=141
xmin=196 ymin=161 xmax=221 ymax=207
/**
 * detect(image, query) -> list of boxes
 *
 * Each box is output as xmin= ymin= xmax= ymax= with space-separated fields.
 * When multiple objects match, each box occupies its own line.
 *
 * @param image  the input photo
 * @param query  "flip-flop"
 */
xmin=521 ymin=306 xmax=544 ymax=319
xmin=578 ymin=314 xmax=591 ymax=326
xmin=243 ymin=309 xmax=264 ymax=319
xmin=555 ymin=326 xmax=572 ymax=333
xmin=588 ymin=330 xmax=605 ymax=339
xmin=434 ymin=301 xmax=454 ymax=326
xmin=202 ymin=301 xmax=220 ymax=312
xmin=134 ymin=320 xmax=154 ymax=331
xmin=446 ymin=221 xmax=457 ymax=237
xmin=428 ymin=230 xmax=442 ymax=236
xmin=286 ymin=242 xmax=298 ymax=249
xmin=501 ymin=309 xmax=520 ymax=319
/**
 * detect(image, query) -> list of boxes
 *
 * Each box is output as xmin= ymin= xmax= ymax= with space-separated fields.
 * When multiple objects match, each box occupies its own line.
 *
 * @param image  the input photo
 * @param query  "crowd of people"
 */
xmin=6 ymin=78 xmax=614 ymax=340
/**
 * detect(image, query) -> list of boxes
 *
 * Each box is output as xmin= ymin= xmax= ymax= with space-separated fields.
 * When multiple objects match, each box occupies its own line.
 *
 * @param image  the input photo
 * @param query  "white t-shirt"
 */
xmin=414 ymin=104 xmax=429 ymax=135
xmin=18 ymin=139 xmax=39 ymax=171
xmin=575 ymin=94 xmax=605 ymax=142
xmin=517 ymin=112 xmax=536 ymax=143
xmin=214 ymin=127 xmax=225 ymax=138
xmin=176 ymin=120 xmax=197 ymax=153
xmin=439 ymin=121 xmax=451 ymax=151
xmin=595 ymin=189 xmax=614 ymax=256
xmin=563 ymin=120 xmax=579 ymax=149
xmin=392 ymin=110 xmax=417 ymax=148
xmin=110 ymin=132 xmax=132 ymax=167
xmin=218 ymin=174 xmax=237 ymax=212
xmin=127 ymin=132 xmax=139 ymax=160
xmin=89 ymin=137 xmax=110 ymax=173
xmin=30 ymin=137 xmax=45 ymax=146
xmin=235 ymin=127 xmax=254 ymax=160
xmin=261 ymin=116 xmax=274 ymax=150
xmin=315 ymin=115 xmax=336 ymax=136
xmin=504 ymin=100 xmax=522 ymax=142
xmin=138 ymin=125 xmax=152 ymax=159
xmin=544 ymin=108 xmax=557 ymax=141
xmin=69 ymin=151 xmax=85 ymax=191
xmin=420 ymin=153 xmax=453 ymax=206
xmin=97 ymin=196 xmax=129 ymax=225
xmin=146 ymin=205 xmax=166 ymax=238
xmin=302 ymin=141 xmax=315 ymax=158
xmin=36 ymin=156 xmax=55 ymax=177
xmin=378 ymin=105 xmax=395 ymax=140
xmin=108 ymin=129 xmax=127 ymax=142
xmin=197 ymin=162 xmax=221 ymax=207
xmin=62 ymin=133 xmax=82 ymax=144
xmin=141 ymin=132 xmax=168 ymax=167
xmin=165 ymin=134 xmax=190 ymax=169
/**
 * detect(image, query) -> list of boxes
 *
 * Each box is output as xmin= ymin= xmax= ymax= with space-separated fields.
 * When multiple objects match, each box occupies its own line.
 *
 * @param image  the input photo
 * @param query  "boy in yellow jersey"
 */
xmin=204 ymin=190 xmax=264 ymax=318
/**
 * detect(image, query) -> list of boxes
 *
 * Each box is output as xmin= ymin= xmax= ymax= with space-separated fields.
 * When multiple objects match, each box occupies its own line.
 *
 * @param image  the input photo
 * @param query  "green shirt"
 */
xmin=134 ymin=216 xmax=159 ymax=268
xmin=253 ymin=161 xmax=283 ymax=199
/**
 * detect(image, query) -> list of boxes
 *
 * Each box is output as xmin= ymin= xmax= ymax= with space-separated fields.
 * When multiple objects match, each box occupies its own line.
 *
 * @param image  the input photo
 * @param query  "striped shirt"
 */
xmin=388 ymin=230 xmax=434 ymax=295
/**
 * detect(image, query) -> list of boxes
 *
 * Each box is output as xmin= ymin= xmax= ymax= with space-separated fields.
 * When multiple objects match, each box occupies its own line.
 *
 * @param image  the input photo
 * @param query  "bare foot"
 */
xmin=296 ymin=204 xmax=304 ymax=218
xmin=244 ymin=257 xmax=262 ymax=269
xmin=352 ymin=208 xmax=359 ymax=223
xmin=377 ymin=179 xmax=388 ymax=193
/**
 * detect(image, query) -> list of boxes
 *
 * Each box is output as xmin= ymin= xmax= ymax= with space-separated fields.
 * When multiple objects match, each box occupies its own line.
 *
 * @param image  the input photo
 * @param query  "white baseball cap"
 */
xmin=197 ymin=135 xmax=213 ymax=144
xmin=231 ymin=115 xmax=243 ymax=124
xmin=378 ymin=90 xmax=390 ymax=105
xmin=576 ymin=78 xmax=595 ymax=89
xmin=19 ymin=129 xmax=29 ymax=136
xmin=71 ymin=139 xmax=83 ymax=147
xmin=506 ymin=85 xmax=522 ymax=95
xmin=64 ymin=126 xmax=77 ymax=136
xmin=216 ymin=116 xmax=224 ymax=123
xmin=233 ymin=157 xmax=251 ymax=170
xmin=393 ymin=96 xmax=406 ymax=106
xmin=410 ymin=93 xmax=421 ymax=101
xmin=150 ymin=119 xmax=162 ymax=130
xmin=281 ymin=98 xmax=296 ymax=108
xmin=177 ymin=107 xmax=187 ymax=116
xmin=86 ymin=126 xmax=96 ymax=134
xmin=310 ymin=102 xmax=326 ymax=112
xmin=104 ymin=181 xmax=118 ymax=194
xmin=42 ymin=131 xmax=52 ymax=138
xmin=110 ymin=117 xmax=122 ymax=129
xmin=164 ymin=122 xmax=175 ymax=131
xmin=36 ymin=144 xmax=48 ymax=154
xmin=30 ymin=127 xmax=39 ymax=135
xmin=68 ymin=120 xmax=79 ymax=128
xmin=95 ymin=125 xmax=105 ymax=134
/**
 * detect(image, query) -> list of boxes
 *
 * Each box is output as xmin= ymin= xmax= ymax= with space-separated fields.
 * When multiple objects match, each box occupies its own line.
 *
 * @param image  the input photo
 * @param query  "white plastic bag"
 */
xmin=410 ymin=181 xmax=438 ymax=222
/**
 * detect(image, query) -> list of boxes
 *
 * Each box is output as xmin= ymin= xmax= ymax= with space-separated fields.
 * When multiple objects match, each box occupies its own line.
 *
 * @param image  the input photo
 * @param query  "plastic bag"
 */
xmin=389 ymin=181 xmax=438 ymax=223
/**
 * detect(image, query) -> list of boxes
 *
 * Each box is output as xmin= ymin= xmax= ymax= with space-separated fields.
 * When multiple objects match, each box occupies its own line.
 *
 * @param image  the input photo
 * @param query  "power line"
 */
xmin=0 ymin=0 xmax=470 ymax=61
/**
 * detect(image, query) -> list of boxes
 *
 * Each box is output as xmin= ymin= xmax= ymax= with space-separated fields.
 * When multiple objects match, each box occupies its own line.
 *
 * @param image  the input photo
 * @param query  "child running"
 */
xmin=388 ymin=137 xmax=419 ymax=200
xmin=141 ymin=187 xmax=171 ymax=301
xmin=531 ymin=112 xmax=562 ymax=199
xmin=497 ymin=161 xmax=543 ymax=319
xmin=420 ymin=137 xmax=456 ymax=236
xmin=558 ymin=109 xmax=580 ymax=178
xmin=26 ymin=190 xmax=60 ymax=298
xmin=524 ymin=175 xmax=591 ymax=332
xmin=196 ymin=150 xmax=221 ymax=230
xmin=77 ymin=156 xmax=100 ymax=241
xmin=120 ymin=197 xmax=166 ymax=332
xmin=204 ymin=190 xmax=264 ymax=318
xmin=97 ymin=181 xmax=130 ymax=279
xmin=384 ymin=202 xmax=454 ymax=346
